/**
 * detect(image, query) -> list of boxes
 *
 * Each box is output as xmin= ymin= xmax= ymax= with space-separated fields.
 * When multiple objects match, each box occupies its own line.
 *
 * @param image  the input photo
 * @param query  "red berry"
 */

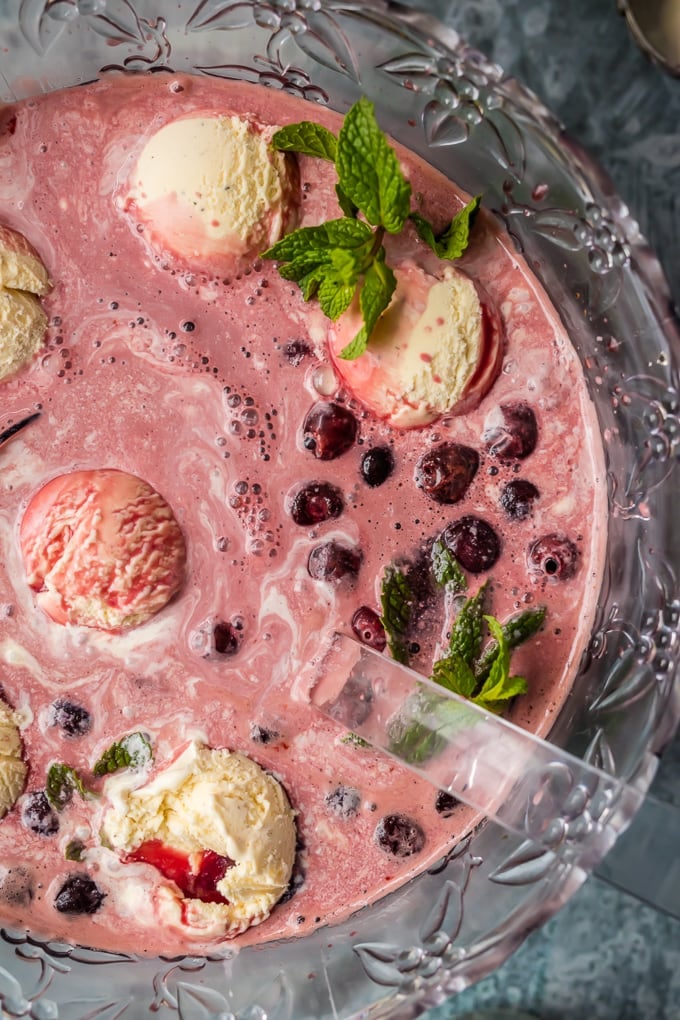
xmin=528 ymin=534 xmax=578 ymax=580
xmin=500 ymin=479 xmax=539 ymax=520
xmin=54 ymin=874 xmax=105 ymax=914
xmin=375 ymin=814 xmax=425 ymax=857
xmin=289 ymin=482 xmax=344 ymax=526
xmin=302 ymin=402 xmax=358 ymax=460
xmin=442 ymin=516 xmax=501 ymax=573
xmin=483 ymin=402 xmax=538 ymax=459
xmin=351 ymin=606 xmax=387 ymax=651
xmin=415 ymin=443 xmax=479 ymax=504
xmin=308 ymin=541 xmax=362 ymax=582
xmin=213 ymin=621 xmax=240 ymax=655
xmin=360 ymin=446 xmax=394 ymax=487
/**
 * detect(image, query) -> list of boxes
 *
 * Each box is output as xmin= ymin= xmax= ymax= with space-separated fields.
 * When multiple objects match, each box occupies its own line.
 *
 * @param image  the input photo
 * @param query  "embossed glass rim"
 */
xmin=0 ymin=2 xmax=678 ymax=1018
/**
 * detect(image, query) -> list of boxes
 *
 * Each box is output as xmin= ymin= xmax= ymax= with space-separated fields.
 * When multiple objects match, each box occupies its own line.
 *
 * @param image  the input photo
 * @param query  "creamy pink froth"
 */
xmin=0 ymin=74 xmax=606 ymax=956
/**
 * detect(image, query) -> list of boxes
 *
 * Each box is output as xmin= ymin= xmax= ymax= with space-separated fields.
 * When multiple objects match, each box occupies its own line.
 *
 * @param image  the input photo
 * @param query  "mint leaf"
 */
xmin=431 ymin=539 xmax=467 ymax=592
xmin=340 ymin=732 xmax=371 ymax=748
xmin=431 ymin=651 xmax=477 ymax=699
xmin=474 ymin=675 xmax=528 ymax=714
xmin=93 ymin=732 xmax=152 ymax=777
xmin=410 ymin=195 xmax=482 ymax=260
xmin=272 ymin=121 xmax=337 ymax=162
xmin=387 ymin=689 xmax=474 ymax=765
xmin=263 ymin=217 xmax=373 ymax=265
xmin=46 ymin=763 xmax=89 ymax=810
xmin=336 ymin=183 xmax=358 ymax=218
xmin=450 ymin=582 xmax=488 ymax=666
xmin=336 ymin=97 xmax=411 ymax=234
xmin=469 ymin=617 xmax=527 ymax=713
xmin=65 ymin=839 xmax=86 ymax=862
xmin=380 ymin=564 xmax=413 ymax=665
xmin=339 ymin=250 xmax=396 ymax=360
xmin=474 ymin=606 xmax=546 ymax=684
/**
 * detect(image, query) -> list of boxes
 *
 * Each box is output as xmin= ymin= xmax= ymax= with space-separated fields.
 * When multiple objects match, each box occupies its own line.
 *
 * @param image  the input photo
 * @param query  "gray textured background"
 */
xmin=407 ymin=1 xmax=680 ymax=1018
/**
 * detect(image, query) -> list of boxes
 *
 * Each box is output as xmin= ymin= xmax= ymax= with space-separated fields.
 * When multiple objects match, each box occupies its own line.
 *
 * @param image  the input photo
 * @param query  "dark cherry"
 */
xmin=435 ymin=791 xmax=460 ymax=818
xmin=49 ymin=698 xmax=92 ymax=738
xmin=528 ymin=534 xmax=579 ymax=581
xmin=0 ymin=866 xmax=34 ymax=906
xmin=285 ymin=340 xmax=310 ymax=366
xmin=351 ymin=606 xmax=387 ymax=651
xmin=483 ymin=402 xmax=538 ymax=460
xmin=289 ymin=482 xmax=344 ymax=526
xmin=213 ymin=621 xmax=240 ymax=655
xmin=500 ymin=479 xmax=540 ymax=520
xmin=442 ymin=516 xmax=501 ymax=573
xmin=302 ymin=402 xmax=358 ymax=460
xmin=360 ymin=446 xmax=395 ymax=488
xmin=54 ymin=873 xmax=106 ymax=914
xmin=374 ymin=814 xmax=426 ymax=857
xmin=414 ymin=442 xmax=479 ymax=504
xmin=22 ymin=791 xmax=59 ymax=837
xmin=308 ymin=541 xmax=362 ymax=582
xmin=325 ymin=785 xmax=361 ymax=819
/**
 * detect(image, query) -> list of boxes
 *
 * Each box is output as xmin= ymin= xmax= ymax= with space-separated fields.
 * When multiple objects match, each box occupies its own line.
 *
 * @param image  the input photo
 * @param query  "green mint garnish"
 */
xmin=340 ymin=732 xmax=371 ymax=748
xmin=380 ymin=564 xmax=413 ymax=665
xmin=46 ymin=763 xmax=90 ymax=811
xmin=93 ymin=732 xmax=153 ymax=778
xmin=272 ymin=121 xmax=338 ymax=162
xmin=431 ymin=539 xmax=467 ymax=593
xmin=65 ymin=839 xmax=86 ymax=862
xmin=409 ymin=195 xmax=482 ymax=261
xmin=267 ymin=99 xmax=482 ymax=359
xmin=474 ymin=606 xmax=546 ymax=685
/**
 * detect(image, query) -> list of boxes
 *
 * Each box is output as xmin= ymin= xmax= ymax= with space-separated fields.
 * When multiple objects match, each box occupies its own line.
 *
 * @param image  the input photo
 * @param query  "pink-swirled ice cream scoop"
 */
xmin=20 ymin=468 xmax=186 ymax=631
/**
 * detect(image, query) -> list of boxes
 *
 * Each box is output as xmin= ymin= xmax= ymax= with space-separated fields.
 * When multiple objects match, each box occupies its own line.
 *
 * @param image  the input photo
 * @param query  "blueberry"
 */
xmin=360 ymin=446 xmax=394 ymax=488
xmin=213 ymin=621 xmax=240 ymax=655
xmin=500 ymin=479 xmax=539 ymax=520
xmin=250 ymin=724 xmax=278 ymax=744
xmin=289 ymin=482 xmax=344 ymax=526
xmin=325 ymin=785 xmax=361 ymax=818
xmin=483 ymin=402 xmax=538 ymax=460
xmin=308 ymin=541 xmax=362 ymax=582
xmin=435 ymin=791 xmax=460 ymax=817
xmin=414 ymin=443 xmax=479 ymax=504
xmin=375 ymin=814 xmax=426 ymax=857
xmin=22 ymin=791 xmax=59 ymax=836
xmin=49 ymin=698 xmax=92 ymax=738
xmin=302 ymin=402 xmax=358 ymax=460
xmin=528 ymin=534 xmax=578 ymax=581
xmin=351 ymin=606 xmax=387 ymax=651
xmin=285 ymin=340 xmax=310 ymax=366
xmin=442 ymin=516 xmax=501 ymax=573
xmin=0 ymin=866 xmax=34 ymax=906
xmin=54 ymin=873 xmax=106 ymax=914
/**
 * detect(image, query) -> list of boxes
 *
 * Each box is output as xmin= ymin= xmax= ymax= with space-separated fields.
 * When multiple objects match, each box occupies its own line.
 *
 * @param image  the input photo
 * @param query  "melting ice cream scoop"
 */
xmin=124 ymin=113 xmax=297 ymax=267
xmin=329 ymin=262 xmax=503 ymax=428
xmin=0 ymin=697 xmax=27 ymax=819
xmin=20 ymin=468 xmax=186 ymax=631
xmin=0 ymin=224 xmax=51 ymax=382
xmin=100 ymin=740 xmax=297 ymax=938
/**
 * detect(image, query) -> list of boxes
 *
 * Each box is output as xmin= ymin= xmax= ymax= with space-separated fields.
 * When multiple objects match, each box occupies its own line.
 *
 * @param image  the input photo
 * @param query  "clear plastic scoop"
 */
xmin=311 ymin=633 xmax=664 ymax=883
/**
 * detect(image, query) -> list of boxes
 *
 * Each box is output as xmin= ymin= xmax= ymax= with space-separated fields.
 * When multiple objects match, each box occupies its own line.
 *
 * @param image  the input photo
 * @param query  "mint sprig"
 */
xmin=380 ymin=564 xmax=413 ymax=665
xmin=93 ymin=732 xmax=153 ymax=778
xmin=266 ymin=99 xmax=482 ymax=359
xmin=431 ymin=539 xmax=467 ymax=593
xmin=46 ymin=763 xmax=90 ymax=810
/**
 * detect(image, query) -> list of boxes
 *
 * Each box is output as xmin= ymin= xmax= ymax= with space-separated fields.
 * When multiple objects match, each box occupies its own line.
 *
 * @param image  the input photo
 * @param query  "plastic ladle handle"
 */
xmin=311 ymin=633 xmax=654 ymax=878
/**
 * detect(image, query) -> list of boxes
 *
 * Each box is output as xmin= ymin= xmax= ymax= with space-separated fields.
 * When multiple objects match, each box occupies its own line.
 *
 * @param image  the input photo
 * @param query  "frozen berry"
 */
xmin=302 ymin=402 xmax=358 ymax=460
xmin=351 ymin=606 xmax=387 ymax=651
xmin=360 ymin=446 xmax=394 ymax=488
xmin=49 ymin=698 xmax=92 ymax=738
xmin=435 ymin=791 xmax=460 ymax=817
xmin=22 ymin=791 xmax=59 ymax=837
xmin=250 ymin=724 xmax=278 ymax=744
xmin=375 ymin=814 xmax=425 ymax=857
xmin=442 ymin=516 xmax=501 ymax=573
xmin=500 ymin=479 xmax=540 ymax=520
xmin=289 ymin=482 xmax=344 ymax=526
xmin=528 ymin=534 xmax=578 ymax=581
xmin=325 ymin=785 xmax=361 ymax=818
xmin=213 ymin=621 xmax=240 ymax=655
xmin=285 ymin=340 xmax=310 ymax=366
xmin=414 ymin=443 xmax=479 ymax=504
xmin=308 ymin=541 xmax=362 ymax=582
xmin=483 ymin=402 xmax=538 ymax=460
xmin=54 ymin=873 xmax=106 ymax=914
xmin=0 ymin=866 xmax=34 ymax=906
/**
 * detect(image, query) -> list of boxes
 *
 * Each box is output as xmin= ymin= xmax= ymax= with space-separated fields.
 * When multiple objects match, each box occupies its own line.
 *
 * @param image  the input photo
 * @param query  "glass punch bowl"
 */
xmin=0 ymin=1 xmax=679 ymax=1018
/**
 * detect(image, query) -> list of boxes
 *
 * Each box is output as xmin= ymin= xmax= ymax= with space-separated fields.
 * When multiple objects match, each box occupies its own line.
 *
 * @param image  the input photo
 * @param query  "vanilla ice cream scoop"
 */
xmin=330 ymin=262 xmax=503 ymax=428
xmin=125 ymin=113 xmax=297 ymax=267
xmin=20 ymin=468 xmax=186 ymax=631
xmin=101 ymin=741 xmax=296 ymax=938
xmin=0 ymin=224 xmax=50 ymax=381
xmin=0 ymin=697 xmax=27 ymax=820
